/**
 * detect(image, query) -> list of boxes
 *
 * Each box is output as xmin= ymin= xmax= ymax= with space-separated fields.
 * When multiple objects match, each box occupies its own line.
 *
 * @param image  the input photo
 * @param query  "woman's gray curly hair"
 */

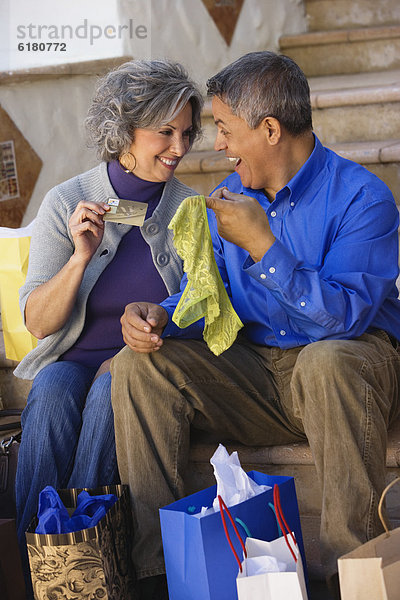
xmin=86 ymin=59 xmax=203 ymax=161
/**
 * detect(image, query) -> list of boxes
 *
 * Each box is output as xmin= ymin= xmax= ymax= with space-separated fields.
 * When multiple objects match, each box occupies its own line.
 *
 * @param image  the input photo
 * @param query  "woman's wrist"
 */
xmin=69 ymin=251 xmax=92 ymax=271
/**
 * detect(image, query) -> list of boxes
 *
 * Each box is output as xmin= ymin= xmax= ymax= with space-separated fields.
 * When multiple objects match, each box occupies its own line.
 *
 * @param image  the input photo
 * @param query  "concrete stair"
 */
xmin=279 ymin=25 xmax=400 ymax=77
xmin=280 ymin=0 xmax=400 ymax=76
xmin=305 ymin=0 xmax=400 ymax=31
xmin=309 ymin=70 xmax=400 ymax=201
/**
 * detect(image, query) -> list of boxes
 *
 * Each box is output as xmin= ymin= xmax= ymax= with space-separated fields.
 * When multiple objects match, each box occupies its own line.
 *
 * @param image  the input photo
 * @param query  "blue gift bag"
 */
xmin=159 ymin=471 xmax=306 ymax=600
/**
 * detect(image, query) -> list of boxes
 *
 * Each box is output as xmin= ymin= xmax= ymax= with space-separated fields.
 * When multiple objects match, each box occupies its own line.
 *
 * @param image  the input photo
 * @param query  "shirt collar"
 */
xmin=236 ymin=134 xmax=326 ymax=208
xmin=283 ymin=134 xmax=326 ymax=205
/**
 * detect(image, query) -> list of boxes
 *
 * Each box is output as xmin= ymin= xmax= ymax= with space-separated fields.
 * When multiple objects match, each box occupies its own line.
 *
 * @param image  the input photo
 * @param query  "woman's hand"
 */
xmin=25 ymin=200 xmax=110 ymax=339
xmin=121 ymin=302 xmax=169 ymax=353
xmin=206 ymin=187 xmax=275 ymax=262
xmin=69 ymin=201 xmax=110 ymax=265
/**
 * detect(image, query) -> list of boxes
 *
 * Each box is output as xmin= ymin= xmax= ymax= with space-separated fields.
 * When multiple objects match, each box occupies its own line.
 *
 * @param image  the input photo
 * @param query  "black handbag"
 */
xmin=0 ymin=409 xmax=22 ymax=519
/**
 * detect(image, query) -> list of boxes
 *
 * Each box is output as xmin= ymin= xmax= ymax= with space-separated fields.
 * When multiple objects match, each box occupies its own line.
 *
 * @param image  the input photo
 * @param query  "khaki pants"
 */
xmin=110 ymin=330 xmax=400 ymax=580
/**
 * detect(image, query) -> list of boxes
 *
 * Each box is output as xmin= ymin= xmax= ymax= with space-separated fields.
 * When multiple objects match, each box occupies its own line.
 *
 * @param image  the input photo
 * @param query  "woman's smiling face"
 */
xmin=125 ymin=101 xmax=193 ymax=182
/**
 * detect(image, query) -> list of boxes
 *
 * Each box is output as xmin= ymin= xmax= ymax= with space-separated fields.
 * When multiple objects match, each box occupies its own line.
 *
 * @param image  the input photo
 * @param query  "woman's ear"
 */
xmin=261 ymin=116 xmax=281 ymax=145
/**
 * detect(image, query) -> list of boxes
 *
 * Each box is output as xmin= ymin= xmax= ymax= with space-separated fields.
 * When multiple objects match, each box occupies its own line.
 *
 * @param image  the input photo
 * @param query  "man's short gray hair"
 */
xmin=206 ymin=51 xmax=312 ymax=135
xmin=86 ymin=59 xmax=203 ymax=161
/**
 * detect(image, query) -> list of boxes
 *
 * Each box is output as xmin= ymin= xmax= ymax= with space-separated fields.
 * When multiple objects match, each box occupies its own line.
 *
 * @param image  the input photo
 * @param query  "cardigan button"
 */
xmin=157 ymin=252 xmax=170 ymax=267
xmin=146 ymin=223 xmax=159 ymax=235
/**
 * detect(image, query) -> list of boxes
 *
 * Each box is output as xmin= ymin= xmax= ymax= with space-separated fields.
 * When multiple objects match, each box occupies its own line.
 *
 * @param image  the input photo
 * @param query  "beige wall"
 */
xmin=0 ymin=0 xmax=306 ymax=224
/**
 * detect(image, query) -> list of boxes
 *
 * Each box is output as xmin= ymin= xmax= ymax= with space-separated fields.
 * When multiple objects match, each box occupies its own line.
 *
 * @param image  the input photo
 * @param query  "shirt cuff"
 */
xmin=160 ymin=304 xmax=180 ymax=337
xmin=244 ymin=238 xmax=300 ymax=291
xmin=160 ymin=304 xmax=205 ymax=339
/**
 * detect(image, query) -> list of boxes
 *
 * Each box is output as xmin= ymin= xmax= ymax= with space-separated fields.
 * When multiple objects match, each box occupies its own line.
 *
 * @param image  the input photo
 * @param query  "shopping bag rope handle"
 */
xmin=273 ymin=484 xmax=298 ymax=563
xmin=268 ymin=502 xmax=283 ymax=537
xmin=218 ymin=495 xmax=247 ymax=572
xmin=378 ymin=477 xmax=400 ymax=534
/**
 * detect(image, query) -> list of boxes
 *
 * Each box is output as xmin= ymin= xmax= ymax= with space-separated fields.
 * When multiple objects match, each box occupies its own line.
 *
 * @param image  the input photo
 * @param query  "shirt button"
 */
xmin=271 ymin=211 xmax=277 ymax=217
xmin=290 ymin=202 xmax=295 ymax=207
xmin=280 ymin=330 xmax=286 ymax=336
xmin=260 ymin=273 xmax=267 ymax=279
xmin=300 ymin=301 xmax=306 ymax=307
xmin=269 ymin=267 xmax=276 ymax=274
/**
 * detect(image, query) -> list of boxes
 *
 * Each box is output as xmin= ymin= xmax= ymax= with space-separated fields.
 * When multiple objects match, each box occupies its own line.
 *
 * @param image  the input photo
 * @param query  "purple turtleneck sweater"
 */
xmin=60 ymin=161 xmax=168 ymax=368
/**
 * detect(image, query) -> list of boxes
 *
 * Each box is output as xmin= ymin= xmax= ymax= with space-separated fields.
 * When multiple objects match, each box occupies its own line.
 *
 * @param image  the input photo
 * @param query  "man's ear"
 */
xmin=261 ymin=117 xmax=281 ymax=145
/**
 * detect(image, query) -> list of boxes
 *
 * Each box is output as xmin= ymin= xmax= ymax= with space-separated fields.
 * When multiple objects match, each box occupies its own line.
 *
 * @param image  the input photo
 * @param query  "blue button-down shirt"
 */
xmin=162 ymin=135 xmax=400 ymax=348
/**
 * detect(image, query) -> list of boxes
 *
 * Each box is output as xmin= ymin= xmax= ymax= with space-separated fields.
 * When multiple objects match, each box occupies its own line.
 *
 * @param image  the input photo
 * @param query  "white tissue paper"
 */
xmin=244 ymin=555 xmax=288 ymax=576
xmin=194 ymin=444 xmax=271 ymax=517
xmin=211 ymin=444 xmax=271 ymax=512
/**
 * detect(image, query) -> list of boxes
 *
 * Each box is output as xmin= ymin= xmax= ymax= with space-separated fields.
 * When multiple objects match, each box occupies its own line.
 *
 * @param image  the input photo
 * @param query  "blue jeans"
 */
xmin=15 ymin=361 xmax=119 ymax=595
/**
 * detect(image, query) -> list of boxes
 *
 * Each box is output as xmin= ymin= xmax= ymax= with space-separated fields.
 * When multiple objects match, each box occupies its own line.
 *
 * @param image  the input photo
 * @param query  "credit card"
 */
xmin=103 ymin=198 xmax=148 ymax=226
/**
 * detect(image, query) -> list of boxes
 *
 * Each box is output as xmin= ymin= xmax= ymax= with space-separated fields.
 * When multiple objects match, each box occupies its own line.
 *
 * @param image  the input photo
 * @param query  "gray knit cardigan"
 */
xmin=14 ymin=162 xmax=197 ymax=380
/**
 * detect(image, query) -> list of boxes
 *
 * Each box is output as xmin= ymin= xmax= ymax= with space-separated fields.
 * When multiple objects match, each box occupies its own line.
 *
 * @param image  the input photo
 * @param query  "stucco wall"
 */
xmin=0 ymin=0 xmax=307 ymax=225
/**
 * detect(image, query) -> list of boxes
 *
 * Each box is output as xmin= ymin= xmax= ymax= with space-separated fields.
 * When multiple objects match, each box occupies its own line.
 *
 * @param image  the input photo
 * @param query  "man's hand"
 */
xmin=206 ymin=188 xmax=275 ymax=262
xmin=121 ymin=302 xmax=169 ymax=353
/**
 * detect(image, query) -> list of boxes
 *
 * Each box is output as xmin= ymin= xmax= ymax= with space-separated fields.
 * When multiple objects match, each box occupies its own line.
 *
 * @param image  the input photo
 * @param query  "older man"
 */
xmin=111 ymin=52 xmax=400 ymax=599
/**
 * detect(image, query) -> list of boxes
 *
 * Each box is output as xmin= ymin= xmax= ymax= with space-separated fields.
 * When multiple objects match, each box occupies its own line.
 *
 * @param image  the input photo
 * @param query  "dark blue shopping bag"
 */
xmin=159 ymin=471 xmax=306 ymax=600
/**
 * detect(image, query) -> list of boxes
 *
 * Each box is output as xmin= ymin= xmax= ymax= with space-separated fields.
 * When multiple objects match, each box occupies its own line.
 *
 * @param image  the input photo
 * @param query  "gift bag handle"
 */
xmin=273 ymin=484 xmax=298 ymax=563
xmin=218 ymin=495 xmax=247 ymax=572
xmin=378 ymin=477 xmax=400 ymax=535
xmin=219 ymin=485 xmax=299 ymax=570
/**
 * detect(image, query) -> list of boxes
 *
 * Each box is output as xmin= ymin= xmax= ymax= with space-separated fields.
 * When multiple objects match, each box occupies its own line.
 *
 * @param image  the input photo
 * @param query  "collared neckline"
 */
xmin=234 ymin=134 xmax=326 ymax=209
xmin=283 ymin=134 xmax=326 ymax=208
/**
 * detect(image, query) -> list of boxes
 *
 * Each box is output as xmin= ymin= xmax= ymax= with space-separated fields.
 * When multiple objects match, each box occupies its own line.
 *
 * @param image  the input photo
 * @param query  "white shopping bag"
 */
xmin=236 ymin=536 xmax=308 ymax=600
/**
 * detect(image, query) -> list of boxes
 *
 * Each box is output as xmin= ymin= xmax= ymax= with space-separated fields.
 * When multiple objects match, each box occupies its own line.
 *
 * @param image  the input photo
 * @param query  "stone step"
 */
xmin=194 ymin=71 xmax=400 ymax=151
xmin=310 ymin=71 xmax=400 ymax=144
xmin=279 ymin=25 xmax=400 ymax=77
xmin=177 ymin=140 xmax=400 ymax=203
xmin=306 ymin=0 xmax=400 ymax=32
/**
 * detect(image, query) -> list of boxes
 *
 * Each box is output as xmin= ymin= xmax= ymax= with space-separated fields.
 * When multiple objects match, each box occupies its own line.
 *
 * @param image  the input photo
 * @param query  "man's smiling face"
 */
xmin=212 ymin=95 xmax=271 ymax=191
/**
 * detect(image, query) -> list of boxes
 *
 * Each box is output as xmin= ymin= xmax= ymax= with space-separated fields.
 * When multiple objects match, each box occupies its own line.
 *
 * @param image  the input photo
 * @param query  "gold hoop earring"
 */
xmin=119 ymin=151 xmax=137 ymax=173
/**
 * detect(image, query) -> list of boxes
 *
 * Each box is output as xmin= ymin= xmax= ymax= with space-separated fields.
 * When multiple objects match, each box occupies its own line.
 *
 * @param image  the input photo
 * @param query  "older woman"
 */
xmin=14 ymin=59 xmax=202 ymax=562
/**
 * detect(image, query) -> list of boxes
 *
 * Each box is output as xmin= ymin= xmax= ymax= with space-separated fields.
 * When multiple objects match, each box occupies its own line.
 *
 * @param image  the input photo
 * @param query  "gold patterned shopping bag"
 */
xmin=26 ymin=485 xmax=137 ymax=600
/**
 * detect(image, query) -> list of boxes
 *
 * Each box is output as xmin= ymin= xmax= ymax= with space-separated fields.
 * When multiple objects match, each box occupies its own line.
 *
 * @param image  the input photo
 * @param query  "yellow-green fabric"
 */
xmin=168 ymin=195 xmax=243 ymax=356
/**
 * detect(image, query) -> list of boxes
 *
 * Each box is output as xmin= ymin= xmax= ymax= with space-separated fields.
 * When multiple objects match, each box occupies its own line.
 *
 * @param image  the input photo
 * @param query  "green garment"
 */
xmin=168 ymin=195 xmax=243 ymax=356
